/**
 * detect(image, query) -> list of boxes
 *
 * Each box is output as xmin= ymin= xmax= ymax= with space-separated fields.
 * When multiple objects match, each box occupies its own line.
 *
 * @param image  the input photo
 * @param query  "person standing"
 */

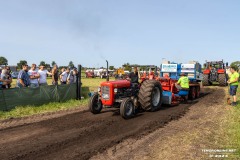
xmin=0 ymin=69 xmax=11 ymax=89
xmin=228 ymin=66 xmax=239 ymax=106
xmin=51 ymin=64 xmax=59 ymax=85
xmin=17 ymin=64 xmax=30 ymax=88
xmin=67 ymin=68 xmax=78 ymax=84
xmin=28 ymin=64 xmax=40 ymax=88
xmin=73 ymin=68 xmax=78 ymax=83
xmin=5 ymin=66 xmax=12 ymax=88
xmin=38 ymin=65 xmax=52 ymax=86
xmin=60 ymin=68 xmax=69 ymax=85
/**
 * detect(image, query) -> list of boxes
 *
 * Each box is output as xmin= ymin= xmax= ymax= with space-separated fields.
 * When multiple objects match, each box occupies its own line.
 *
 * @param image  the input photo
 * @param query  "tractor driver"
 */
xmin=175 ymin=73 xmax=189 ymax=90
xmin=128 ymin=67 xmax=139 ymax=84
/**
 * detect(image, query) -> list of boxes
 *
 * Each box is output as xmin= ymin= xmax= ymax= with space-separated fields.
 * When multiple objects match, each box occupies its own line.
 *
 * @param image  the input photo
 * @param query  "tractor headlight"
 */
xmin=102 ymin=94 xmax=109 ymax=99
xmin=98 ymin=87 xmax=101 ymax=92
xmin=114 ymin=88 xmax=118 ymax=93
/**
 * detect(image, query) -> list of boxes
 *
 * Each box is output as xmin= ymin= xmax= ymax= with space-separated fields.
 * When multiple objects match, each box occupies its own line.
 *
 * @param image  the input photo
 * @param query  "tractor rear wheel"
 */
xmin=189 ymin=87 xmax=196 ymax=100
xmin=89 ymin=93 xmax=102 ymax=114
xmin=218 ymin=74 xmax=227 ymax=86
xmin=195 ymin=86 xmax=200 ymax=98
xmin=203 ymin=74 xmax=210 ymax=86
xmin=138 ymin=80 xmax=163 ymax=111
xmin=120 ymin=98 xmax=134 ymax=119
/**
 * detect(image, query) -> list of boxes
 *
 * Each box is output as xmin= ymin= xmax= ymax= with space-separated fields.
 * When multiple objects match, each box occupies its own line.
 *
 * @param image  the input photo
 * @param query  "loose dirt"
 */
xmin=91 ymin=87 xmax=229 ymax=160
xmin=0 ymin=88 xmax=214 ymax=160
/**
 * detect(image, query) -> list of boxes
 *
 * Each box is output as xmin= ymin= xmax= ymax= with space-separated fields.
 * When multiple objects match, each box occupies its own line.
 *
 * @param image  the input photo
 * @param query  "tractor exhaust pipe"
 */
xmin=106 ymin=60 xmax=109 ymax=81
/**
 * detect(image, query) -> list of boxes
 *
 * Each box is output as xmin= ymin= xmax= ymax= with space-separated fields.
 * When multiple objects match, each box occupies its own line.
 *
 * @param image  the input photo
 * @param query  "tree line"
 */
xmin=1 ymin=56 xmax=239 ymax=71
xmin=0 ymin=56 xmax=75 ymax=70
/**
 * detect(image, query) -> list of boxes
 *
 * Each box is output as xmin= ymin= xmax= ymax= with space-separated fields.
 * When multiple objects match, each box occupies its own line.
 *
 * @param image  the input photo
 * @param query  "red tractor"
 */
xmin=202 ymin=60 xmax=228 ymax=86
xmin=85 ymin=70 xmax=95 ymax=78
xmin=89 ymin=62 xmax=163 ymax=119
xmin=89 ymin=79 xmax=163 ymax=119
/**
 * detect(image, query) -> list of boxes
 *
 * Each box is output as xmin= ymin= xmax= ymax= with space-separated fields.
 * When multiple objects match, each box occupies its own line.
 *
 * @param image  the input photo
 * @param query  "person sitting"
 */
xmin=175 ymin=73 xmax=189 ymax=91
xmin=128 ymin=67 xmax=139 ymax=84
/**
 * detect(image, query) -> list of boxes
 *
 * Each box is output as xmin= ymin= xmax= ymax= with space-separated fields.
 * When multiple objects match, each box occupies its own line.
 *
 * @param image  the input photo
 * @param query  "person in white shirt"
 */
xmin=38 ymin=65 xmax=52 ymax=86
xmin=60 ymin=68 xmax=70 ymax=84
xmin=28 ymin=64 xmax=40 ymax=88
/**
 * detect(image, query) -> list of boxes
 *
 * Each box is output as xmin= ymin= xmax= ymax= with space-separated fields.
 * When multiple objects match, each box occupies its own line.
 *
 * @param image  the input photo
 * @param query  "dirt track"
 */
xmin=0 ymin=90 xmax=211 ymax=160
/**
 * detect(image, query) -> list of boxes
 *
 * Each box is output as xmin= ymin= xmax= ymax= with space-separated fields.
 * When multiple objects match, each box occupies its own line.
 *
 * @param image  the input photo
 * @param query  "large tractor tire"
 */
xmin=189 ymin=87 xmax=196 ymax=100
xmin=120 ymin=98 xmax=134 ymax=119
xmin=89 ymin=93 xmax=102 ymax=114
xmin=138 ymin=80 xmax=163 ymax=111
xmin=218 ymin=74 xmax=227 ymax=86
xmin=203 ymin=74 xmax=210 ymax=86
xmin=195 ymin=86 xmax=200 ymax=98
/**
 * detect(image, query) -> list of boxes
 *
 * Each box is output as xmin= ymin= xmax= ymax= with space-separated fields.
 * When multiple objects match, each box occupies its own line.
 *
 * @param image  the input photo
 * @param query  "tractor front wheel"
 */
xmin=218 ymin=74 xmax=227 ymax=86
xmin=89 ymin=93 xmax=102 ymax=114
xmin=203 ymin=74 xmax=210 ymax=86
xmin=120 ymin=98 xmax=134 ymax=119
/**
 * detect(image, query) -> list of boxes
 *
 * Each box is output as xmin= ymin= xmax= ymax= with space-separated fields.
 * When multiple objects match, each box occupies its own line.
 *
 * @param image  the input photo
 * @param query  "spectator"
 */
xmin=17 ymin=64 xmax=30 ymax=88
xmin=67 ymin=68 xmax=78 ymax=84
xmin=38 ymin=65 xmax=52 ymax=86
xmin=51 ymin=64 xmax=59 ymax=85
xmin=60 ymin=68 xmax=69 ymax=84
xmin=227 ymin=65 xmax=239 ymax=106
xmin=4 ymin=66 xmax=12 ymax=88
xmin=28 ymin=64 xmax=40 ymax=88
xmin=0 ymin=69 xmax=11 ymax=89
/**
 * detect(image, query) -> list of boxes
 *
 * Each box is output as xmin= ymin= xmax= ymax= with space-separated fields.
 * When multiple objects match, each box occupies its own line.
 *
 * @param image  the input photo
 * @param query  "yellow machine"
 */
xmin=115 ymin=68 xmax=125 ymax=75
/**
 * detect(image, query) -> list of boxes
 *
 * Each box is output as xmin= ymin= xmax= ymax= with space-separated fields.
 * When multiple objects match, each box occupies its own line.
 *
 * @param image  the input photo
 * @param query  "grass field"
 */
xmin=0 ymin=77 xmax=111 ymax=119
xmin=225 ymin=88 xmax=240 ymax=157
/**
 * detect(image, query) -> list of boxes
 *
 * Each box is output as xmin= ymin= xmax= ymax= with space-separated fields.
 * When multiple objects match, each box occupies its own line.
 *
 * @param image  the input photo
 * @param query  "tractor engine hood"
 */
xmin=101 ymin=80 xmax=131 ymax=88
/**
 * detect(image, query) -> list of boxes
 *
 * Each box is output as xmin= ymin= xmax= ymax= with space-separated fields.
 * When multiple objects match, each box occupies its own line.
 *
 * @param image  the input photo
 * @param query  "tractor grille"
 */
xmin=101 ymin=86 xmax=110 ymax=100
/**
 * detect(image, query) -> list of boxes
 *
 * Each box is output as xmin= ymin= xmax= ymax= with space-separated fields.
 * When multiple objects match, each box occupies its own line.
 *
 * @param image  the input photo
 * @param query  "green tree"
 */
xmin=51 ymin=61 xmax=56 ymax=67
xmin=0 ymin=56 xmax=8 ymax=65
xmin=122 ymin=63 xmax=131 ymax=71
xmin=231 ymin=61 xmax=240 ymax=71
xmin=45 ymin=63 xmax=51 ymax=70
xmin=231 ymin=61 xmax=240 ymax=67
xmin=68 ymin=61 xmax=75 ymax=68
xmin=39 ymin=61 xmax=46 ymax=66
xmin=109 ymin=66 xmax=114 ymax=70
xmin=17 ymin=60 xmax=28 ymax=69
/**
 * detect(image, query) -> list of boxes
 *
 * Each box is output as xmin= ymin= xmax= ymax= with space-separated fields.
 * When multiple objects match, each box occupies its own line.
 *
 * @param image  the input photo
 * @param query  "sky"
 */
xmin=0 ymin=0 xmax=239 ymax=68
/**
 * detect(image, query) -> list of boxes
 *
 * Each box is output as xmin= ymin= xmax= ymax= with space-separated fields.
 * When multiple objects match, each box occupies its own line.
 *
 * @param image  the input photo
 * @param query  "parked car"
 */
xmin=11 ymin=72 xmax=19 ymax=79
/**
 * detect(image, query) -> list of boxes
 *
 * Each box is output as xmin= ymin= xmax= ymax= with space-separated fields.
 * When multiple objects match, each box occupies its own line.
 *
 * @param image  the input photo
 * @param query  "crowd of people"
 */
xmin=0 ymin=64 xmax=78 ymax=89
